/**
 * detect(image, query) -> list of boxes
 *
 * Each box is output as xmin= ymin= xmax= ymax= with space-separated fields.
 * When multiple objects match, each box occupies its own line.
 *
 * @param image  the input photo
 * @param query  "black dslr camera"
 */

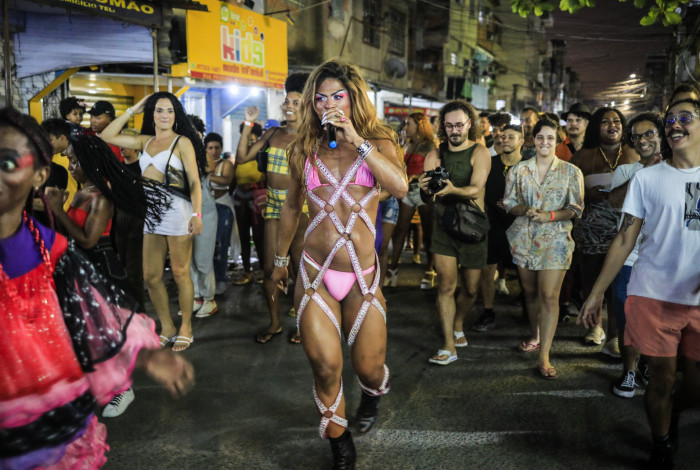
xmin=425 ymin=166 xmax=450 ymax=194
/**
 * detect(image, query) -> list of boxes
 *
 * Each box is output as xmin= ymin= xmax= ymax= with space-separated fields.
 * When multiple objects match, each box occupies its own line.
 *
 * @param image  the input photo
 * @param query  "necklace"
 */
xmin=598 ymin=145 xmax=622 ymax=171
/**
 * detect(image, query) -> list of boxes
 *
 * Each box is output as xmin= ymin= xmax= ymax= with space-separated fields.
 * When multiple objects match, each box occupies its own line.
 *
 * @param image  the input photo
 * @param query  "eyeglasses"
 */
xmin=664 ymin=112 xmax=700 ymax=127
xmin=630 ymin=129 xmax=659 ymax=144
xmin=444 ymin=121 xmax=468 ymax=131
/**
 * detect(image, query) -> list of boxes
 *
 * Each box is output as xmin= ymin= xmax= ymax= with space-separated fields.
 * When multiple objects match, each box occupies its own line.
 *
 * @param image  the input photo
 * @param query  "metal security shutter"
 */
xmin=14 ymin=12 xmax=152 ymax=78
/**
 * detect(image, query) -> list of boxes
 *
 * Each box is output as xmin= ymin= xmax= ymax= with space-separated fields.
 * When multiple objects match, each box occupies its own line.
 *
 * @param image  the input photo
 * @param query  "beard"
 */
xmin=448 ymin=132 xmax=467 ymax=145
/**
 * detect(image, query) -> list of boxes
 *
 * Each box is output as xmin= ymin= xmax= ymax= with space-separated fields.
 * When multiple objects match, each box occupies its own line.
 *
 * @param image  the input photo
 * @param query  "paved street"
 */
xmin=103 ymin=256 xmax=699 ymax=470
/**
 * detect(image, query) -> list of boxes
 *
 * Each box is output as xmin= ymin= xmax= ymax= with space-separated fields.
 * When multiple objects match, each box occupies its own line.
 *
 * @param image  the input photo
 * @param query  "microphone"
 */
xmin=327 ymin=124 xmax=338 ymax=149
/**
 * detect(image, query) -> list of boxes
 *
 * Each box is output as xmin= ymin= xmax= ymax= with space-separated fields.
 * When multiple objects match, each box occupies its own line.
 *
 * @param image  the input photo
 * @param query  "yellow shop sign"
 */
xmin=175 ymin=0 xmax=288 ymax=89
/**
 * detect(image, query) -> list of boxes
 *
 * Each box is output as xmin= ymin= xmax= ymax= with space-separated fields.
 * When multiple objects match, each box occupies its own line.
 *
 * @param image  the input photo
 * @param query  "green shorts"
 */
xmin=431 ymin=217 xmax=487 ymax=269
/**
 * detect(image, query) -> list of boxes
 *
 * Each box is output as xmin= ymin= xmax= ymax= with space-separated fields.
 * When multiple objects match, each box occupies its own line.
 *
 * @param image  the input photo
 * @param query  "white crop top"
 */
xmin=140 ymin=136 xmax=182 ymax=175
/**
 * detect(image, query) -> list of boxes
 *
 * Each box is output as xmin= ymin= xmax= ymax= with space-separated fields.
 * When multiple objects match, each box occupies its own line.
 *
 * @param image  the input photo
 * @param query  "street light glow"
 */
xmin=630 ymin=74 xmax=636 ymax=79
xmin=228 ymin=84 xmax=239 ymax=94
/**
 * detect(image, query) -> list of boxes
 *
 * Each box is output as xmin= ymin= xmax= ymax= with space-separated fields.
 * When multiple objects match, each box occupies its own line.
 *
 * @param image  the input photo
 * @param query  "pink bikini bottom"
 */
xmin=302 ymin=252 xmax=375 ymax=302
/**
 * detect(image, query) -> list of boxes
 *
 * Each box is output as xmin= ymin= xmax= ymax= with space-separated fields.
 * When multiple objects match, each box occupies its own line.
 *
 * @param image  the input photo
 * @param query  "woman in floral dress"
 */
xmin=503 ymin=117 xmax=584 ymax=379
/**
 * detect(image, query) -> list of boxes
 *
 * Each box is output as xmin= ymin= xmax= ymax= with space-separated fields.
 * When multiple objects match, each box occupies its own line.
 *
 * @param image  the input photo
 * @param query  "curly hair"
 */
xmin=582 ymin=107 xmax=627 ymax=149
xmin=436 ymin=99 xmax=479 ymax=143
xmin=59 ymin=97 xmax=86 ymax=120
xmin=487 ymin=112 xmax=511 ymax=129
xmin=140 ymin=92 xmax=206 ymax=176
xmin=285 ymin=72 xmax=309 ymax=94
xmin=288 ymin=59 xmax=400 ymax=182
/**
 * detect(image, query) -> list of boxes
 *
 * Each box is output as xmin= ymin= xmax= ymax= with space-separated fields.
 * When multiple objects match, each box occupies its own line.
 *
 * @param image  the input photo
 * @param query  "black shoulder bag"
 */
xmin=437 ymin=145 xmax=490 ymax=243
xmin=256 ymin=128 xmax=279 ymax=173
xmin=163 ymin=136 xmax=190 ymax=201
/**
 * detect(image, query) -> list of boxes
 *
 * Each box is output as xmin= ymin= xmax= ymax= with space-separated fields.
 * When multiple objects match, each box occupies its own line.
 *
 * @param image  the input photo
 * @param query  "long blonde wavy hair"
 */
xmin=288 ymin=58 xmax=400 ymax=184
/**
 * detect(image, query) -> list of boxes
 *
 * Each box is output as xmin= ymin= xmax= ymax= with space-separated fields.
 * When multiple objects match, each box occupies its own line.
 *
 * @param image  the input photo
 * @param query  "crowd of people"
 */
xmin=1 ymin=59 xmax=699 ymax=470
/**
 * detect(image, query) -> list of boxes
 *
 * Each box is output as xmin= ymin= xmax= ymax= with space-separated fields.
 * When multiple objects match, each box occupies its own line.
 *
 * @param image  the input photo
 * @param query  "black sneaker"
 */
xmin=613 ymin=370 xmax=638 ymax=398
xmin=471 ymin=311 xmax=495 ymax=332
xmin=638 ymin=356 xmax=650 ymax=386
xmin=648 ymin=441 xmax=674 ymax=469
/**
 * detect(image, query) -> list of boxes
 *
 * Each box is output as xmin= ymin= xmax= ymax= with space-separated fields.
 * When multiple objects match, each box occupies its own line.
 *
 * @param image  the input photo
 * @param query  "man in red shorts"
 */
xmin=578 ymin=97 xmax=700 ymax=469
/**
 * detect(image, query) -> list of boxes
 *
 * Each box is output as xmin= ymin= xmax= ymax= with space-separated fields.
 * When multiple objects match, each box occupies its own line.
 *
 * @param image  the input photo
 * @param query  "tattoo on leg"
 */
xmin=619 ymin=213 xmax=638 ymax=233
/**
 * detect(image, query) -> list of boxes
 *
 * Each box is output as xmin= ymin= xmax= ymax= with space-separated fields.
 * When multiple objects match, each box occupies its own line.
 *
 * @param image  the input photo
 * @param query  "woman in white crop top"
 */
xmin=101 ymin=92 xmax=206 ymax=353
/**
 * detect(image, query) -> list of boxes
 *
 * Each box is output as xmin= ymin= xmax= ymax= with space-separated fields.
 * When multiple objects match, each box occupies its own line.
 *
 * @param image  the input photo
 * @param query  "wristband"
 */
xmin=274 ymin=254 xmax=290 ymax=268
xmin=244 ymin=120 xmax=255 ymax=128
xmin=191 ymin=212 xmax=202 ymax=218
xmin=126 ymin=107 xmax=135 ymax=117
xmin=549 ymin=211 xmax=555 ymax=221
xmin=356 ymin=140 xmax=374 ymax=158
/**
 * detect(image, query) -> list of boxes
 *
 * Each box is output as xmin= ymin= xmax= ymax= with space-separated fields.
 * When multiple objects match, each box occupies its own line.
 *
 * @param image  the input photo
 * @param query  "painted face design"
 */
xmin=0 ymin=149 xmax=34 ymax=173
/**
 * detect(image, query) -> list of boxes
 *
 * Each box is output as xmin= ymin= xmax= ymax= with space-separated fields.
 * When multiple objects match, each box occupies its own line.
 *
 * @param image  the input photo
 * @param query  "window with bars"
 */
xmin=388 ymin=10 xmax=406 ymax=56
xmin=362 ymin=0 xmax=381 ymax=48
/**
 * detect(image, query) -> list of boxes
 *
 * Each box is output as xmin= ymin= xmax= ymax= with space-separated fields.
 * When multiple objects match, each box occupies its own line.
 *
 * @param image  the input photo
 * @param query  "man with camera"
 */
xmin=419 ymin=100 xmax=491 ymax=365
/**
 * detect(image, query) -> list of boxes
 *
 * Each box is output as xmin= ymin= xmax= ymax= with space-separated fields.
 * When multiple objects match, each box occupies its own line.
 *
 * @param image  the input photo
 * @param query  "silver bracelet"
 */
xmin=356 ymin=140 xmax=374 ymax=158
xmin=274 ymin=254 xmax=290 ymax=268
xmin=126 ymin=107 xmax=135 ymax=117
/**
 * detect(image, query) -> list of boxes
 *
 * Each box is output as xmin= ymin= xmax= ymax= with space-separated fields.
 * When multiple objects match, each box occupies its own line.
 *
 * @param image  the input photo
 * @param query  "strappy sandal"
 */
xmin=453 ymin=330 xmax=468 ymax=348
xmin=158 ymin=335 xmax=175 ymax=349
xmin=172 ymin=336 xmax=193 ymax=352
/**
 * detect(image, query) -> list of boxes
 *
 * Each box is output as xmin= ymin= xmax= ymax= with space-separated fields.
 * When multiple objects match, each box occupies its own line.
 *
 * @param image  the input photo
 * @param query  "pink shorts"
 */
xmin=625 ymin=295 xmax=700 ymax=361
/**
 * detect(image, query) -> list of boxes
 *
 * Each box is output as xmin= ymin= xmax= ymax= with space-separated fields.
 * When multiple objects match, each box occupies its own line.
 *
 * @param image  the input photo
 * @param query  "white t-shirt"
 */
xmin=623 ymin=161 xmax=700 ymax=305
xmin=612 ymin=162 xmax=644 ymax=266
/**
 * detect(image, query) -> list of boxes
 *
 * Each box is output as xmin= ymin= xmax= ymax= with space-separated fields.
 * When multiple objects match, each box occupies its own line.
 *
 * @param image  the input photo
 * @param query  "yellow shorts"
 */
xmin=264 ymin=187 xmax=308 ymax=220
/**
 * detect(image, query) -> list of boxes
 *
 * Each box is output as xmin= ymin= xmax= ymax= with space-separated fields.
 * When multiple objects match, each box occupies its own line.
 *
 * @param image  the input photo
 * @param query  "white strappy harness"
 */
xmin=299 ymin=147 xmax=391 ymax=439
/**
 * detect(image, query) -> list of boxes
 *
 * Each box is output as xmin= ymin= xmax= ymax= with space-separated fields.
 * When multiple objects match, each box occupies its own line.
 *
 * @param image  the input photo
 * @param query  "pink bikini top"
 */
xmin=305 ymin=155 xmax=375 ymax=191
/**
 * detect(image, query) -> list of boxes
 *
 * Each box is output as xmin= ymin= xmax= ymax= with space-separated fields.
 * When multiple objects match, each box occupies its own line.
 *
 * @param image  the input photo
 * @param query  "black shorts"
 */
xmin=486 ymin=227 xmax=515 ymax=268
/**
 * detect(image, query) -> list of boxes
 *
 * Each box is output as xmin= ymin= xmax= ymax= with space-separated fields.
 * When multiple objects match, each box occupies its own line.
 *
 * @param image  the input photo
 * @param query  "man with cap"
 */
xmin=87 ymin=100 xmax=123 ymax=162
xmin=557 ymin=103 xmax=591 ymax=161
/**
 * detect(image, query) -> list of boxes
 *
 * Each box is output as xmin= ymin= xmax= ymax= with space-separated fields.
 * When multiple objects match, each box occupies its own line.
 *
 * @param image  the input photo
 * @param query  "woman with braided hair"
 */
xmin=271 ymin=59 xmax=408 ymax=469
xmin=101 ymin=92 xmax=205 ymax=352
xmin=0 ymin=107 xmax=194 ymax=469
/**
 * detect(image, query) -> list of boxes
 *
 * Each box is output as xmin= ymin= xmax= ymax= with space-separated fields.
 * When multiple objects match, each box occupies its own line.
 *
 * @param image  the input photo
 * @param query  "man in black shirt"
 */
xmin=472 ymin=124 xmax=523 ymax=331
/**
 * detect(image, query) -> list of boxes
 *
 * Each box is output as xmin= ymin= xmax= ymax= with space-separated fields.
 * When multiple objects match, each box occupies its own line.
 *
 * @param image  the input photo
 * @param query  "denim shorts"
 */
xmin=381 ymin=196 xmax=399 ymax=225
xmin=402 ymin=182 xmax=425 ymax=208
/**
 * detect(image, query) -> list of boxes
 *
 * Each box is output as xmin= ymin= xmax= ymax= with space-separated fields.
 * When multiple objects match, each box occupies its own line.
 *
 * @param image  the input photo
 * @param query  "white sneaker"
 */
xmin=215 ymin=281 xmax=228 ymax=295
xmin=178 ymin=299 xmax=203 ymax=316
xmin=102 ymin=388 xmax=135 ymax=418
xmin=496 ymin=278 xmax=509 ymax=295
xmin=195 ymin=300 xmax=219 ymax=318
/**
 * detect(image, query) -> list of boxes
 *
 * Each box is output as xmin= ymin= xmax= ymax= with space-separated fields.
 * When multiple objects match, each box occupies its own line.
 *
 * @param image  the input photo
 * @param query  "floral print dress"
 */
xmin=503 ymin=157 xmax=584 ymax=270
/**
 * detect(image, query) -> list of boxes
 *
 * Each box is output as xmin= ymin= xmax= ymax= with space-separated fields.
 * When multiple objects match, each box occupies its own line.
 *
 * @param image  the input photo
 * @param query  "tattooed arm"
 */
xmin=578 ymin=213 xmax=643 ymax=328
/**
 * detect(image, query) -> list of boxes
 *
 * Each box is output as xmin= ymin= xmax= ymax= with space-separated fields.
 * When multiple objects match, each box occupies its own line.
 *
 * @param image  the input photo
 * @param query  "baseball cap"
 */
xmin=264 ymin=119 xmax=280 ymax=130
xmin=88 ymin=100 xmax=116 ymax=117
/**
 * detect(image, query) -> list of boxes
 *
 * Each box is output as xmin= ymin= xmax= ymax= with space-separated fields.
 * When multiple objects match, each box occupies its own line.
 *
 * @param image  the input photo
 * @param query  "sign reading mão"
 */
xmin=28 ymin=0 xmax=162 ymax=26
xmin=174 ymin=0 xmax=287 ymax=89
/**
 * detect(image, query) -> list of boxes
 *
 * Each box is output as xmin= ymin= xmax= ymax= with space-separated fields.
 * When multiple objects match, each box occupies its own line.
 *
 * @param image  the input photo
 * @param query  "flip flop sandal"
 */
xmin=255 ymin=328 xmax=283 ymax=344
xmin=453 ymin=331 xmax=469 ymax=348
xmin=539 ymin=366 xmax=558 ymax=380
xmin=519 ymin=341 xmax=541 ymax=353
xmin=428 ymin=349 xmax=458 ymax=365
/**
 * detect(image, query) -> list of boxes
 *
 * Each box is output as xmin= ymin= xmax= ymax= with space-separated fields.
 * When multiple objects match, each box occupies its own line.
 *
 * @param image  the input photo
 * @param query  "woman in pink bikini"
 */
xmin=271 ymin=59 xmax=408 ymax=469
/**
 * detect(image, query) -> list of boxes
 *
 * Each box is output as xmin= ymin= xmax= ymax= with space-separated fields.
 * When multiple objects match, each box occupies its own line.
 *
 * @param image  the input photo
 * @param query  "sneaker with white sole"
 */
xmin=195 ymin=300 xmax=219 ymax=318
xmin=178 ymin=299 xmax=203 ymax=316
xmin=602 ymin=337 xmax=621 ymax=358
xmin=584 ymin=325 xmax=606 ymax=345
xmin=613 ymin=370 xmax=638 ymax=398
xmin=103 ymin=388 xmax=135 ymax=418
